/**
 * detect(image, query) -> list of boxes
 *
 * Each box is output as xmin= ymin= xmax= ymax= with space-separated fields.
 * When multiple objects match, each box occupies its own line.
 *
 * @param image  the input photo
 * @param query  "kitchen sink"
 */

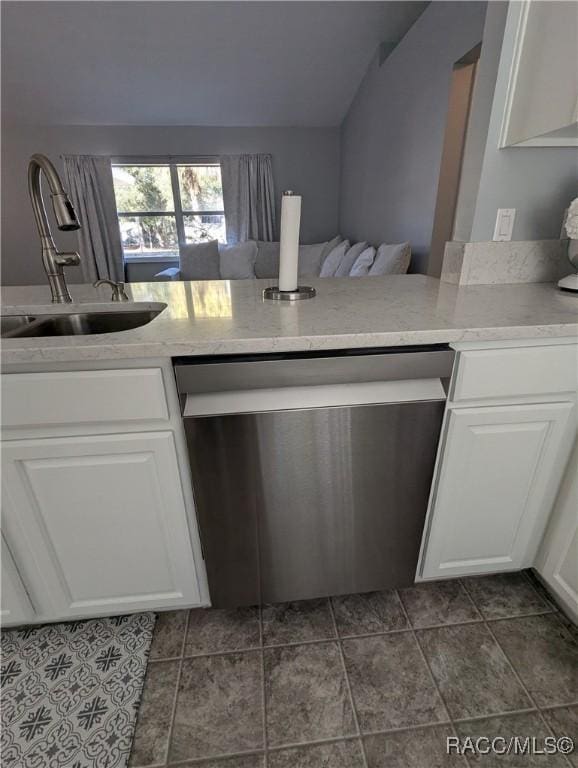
xmin=1 ymin=309 xmax=163 ymax=338
xmin=1 ymin=315 xmax=39 ymax=337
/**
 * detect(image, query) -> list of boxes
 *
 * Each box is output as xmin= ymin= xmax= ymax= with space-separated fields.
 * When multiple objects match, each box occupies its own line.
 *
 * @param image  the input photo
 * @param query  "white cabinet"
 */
xmin=1 ymin=535 xmax=35 ymax=627
xmin=1 ymin=362 xmax=208 ymax=627
xmin=2 ymin=431 xmax=201 ymax=621
xmin=420 ymin=401 xmax=576 ymax=580
xmin=535 ymin=439 xmax=578 ymax=622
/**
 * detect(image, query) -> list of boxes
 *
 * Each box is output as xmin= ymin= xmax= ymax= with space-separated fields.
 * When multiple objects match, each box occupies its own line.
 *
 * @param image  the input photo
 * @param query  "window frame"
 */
xmin=112 ymin=156 xmax=226 ymax=263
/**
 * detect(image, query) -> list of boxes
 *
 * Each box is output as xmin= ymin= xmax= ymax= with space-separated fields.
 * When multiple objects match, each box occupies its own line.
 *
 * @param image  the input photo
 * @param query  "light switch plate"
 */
xmin=493 ymin=208 xmax=516 ymax=241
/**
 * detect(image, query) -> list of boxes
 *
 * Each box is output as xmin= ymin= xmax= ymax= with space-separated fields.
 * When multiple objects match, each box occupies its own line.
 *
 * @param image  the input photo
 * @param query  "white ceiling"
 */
xmin=1 ymin=1 xmax=427 ymax=127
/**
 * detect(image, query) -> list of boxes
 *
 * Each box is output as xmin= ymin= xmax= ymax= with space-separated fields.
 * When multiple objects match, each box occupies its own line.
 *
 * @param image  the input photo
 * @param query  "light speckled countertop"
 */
xmin=1 ymin=275 xmax=577 ymax=365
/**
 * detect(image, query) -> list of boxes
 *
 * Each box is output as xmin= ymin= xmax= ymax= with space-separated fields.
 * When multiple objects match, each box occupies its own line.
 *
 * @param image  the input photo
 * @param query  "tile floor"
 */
xmin=129 ymin=571 xmax=578 ymax=767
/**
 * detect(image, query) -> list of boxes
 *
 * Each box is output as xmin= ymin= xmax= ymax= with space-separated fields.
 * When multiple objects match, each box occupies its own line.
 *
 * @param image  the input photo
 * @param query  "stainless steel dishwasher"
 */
xmin=175 ymin=346 xmax=454 ymax=607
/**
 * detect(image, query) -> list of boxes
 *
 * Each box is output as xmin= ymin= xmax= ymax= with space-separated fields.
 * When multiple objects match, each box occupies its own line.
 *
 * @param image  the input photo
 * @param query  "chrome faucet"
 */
xmin=28 ymin=153 xmax=81 ymax=303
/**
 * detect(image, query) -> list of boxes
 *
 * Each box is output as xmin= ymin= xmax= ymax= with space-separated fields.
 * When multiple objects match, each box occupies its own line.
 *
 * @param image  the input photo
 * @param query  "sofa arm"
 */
xmin=155 ymin=266 xmax=181 ymax=280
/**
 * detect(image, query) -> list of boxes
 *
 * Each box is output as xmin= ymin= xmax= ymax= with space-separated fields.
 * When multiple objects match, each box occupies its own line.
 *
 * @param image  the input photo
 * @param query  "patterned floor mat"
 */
xmin=0 ymin=612 xmax=156 ymax=768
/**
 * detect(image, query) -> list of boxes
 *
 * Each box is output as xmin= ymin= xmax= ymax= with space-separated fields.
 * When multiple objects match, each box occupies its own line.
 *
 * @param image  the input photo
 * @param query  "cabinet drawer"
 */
xmin=2 ymin=368 xmax=168 ymax=429
xmin=451 ymin=344 xmax=578 ymax=403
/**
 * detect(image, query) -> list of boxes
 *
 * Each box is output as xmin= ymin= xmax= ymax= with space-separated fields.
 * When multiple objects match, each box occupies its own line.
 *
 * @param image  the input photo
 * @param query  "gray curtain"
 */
xmin=63 ymin=155 xmax=124 ymax=282
xmin=220 ymin=154 xmax=276 ymax=243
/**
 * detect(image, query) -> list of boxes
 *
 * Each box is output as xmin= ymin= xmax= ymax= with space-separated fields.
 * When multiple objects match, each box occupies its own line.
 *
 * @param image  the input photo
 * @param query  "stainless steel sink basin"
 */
xmin=1 ymin=315 xmax=38 ymax=337
xmin=1 ymin=309 xmax=163 ymax=338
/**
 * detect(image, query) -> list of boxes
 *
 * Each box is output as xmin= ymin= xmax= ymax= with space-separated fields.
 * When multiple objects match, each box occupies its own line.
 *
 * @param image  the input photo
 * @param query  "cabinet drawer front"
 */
xmin=2 ymin=368 xmax=168 ymax=428
xmin=451 ymin=344 xmax=578 ymax=402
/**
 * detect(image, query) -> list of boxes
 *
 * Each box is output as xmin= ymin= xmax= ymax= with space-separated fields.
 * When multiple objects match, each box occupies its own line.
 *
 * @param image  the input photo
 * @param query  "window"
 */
xmin=112 ymin=162 xmax=226 ymax=261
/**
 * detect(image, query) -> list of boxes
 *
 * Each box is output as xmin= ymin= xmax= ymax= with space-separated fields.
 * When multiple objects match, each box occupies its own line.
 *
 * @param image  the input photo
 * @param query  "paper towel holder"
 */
xmin=264 ymin=190 xmax=316 ymax=301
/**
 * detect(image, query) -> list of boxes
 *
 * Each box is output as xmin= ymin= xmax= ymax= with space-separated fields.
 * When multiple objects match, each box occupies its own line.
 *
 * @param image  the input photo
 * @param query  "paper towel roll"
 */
xmin=278 ymin=191 xmax=301 ymax=292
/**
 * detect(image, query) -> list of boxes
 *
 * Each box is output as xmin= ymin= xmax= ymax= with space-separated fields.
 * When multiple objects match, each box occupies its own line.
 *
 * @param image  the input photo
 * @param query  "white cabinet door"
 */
xmin=2 ymin=431 xmax=202 ymax=621
xmin=536 ymin=439 xmax=578 ymax=622
xmin=1 ymin=535 xmax=35 ymax=627
xmin=420 ymin=401 xmax=576 ymax=580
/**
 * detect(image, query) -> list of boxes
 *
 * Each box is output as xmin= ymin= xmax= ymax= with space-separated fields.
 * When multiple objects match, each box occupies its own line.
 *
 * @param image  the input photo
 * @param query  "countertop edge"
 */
xmin=3 ymin=323 xmax=577 ymax=366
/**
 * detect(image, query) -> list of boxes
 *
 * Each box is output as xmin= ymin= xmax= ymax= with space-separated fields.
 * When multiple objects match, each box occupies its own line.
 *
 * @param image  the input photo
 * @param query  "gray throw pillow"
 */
xmin=255 ymin=240 xmax=281 ymax=278
xmin=334 ymin=241 xmax=368 ymax=277
xmin=369 ymin=242 xmax=411 ymax=275
xmin=219 ymin=241 xmax=257 ymax=279
xmin=320 ymin=235 xmax=342 ymax=261
xmin=179 ymin=240 xmax=220 ymax=280
xmin=349 ymin=246 xmax=376 ymax=276
xmin=320 ymin=240 xmax=350 ymax=277
xmin=299 ymin=242 xmax=328 ymax=276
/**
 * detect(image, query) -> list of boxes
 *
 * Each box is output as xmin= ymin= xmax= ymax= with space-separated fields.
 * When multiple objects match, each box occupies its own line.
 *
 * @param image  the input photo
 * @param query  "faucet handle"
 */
xmin=55 ymin=251 xmax=81 ymax=267
xmin=93 ymin=279 xmax=130 ymax=302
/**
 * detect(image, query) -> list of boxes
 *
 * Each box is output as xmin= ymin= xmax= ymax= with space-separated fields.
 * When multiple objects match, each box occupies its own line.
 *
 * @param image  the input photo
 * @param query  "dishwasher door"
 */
xmin=177 ymin=348 xmax=453 ymax=607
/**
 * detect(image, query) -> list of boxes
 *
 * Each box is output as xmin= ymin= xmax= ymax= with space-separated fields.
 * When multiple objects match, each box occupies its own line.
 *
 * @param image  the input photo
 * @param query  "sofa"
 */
xmin=155 ymin=236 xmax=411 ymax=281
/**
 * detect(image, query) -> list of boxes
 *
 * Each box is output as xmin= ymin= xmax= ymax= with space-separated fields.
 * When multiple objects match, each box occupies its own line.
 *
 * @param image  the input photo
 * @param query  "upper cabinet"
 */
xmin=499 ymin=0 xmax=578 ymax=147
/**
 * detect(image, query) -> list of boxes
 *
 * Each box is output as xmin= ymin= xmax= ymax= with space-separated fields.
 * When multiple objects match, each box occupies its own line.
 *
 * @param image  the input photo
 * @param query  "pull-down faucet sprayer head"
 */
xmin=52 ymin=192 xmax=80 ymax=231
xmin=28 ymin=153 xmax=81 ymax=231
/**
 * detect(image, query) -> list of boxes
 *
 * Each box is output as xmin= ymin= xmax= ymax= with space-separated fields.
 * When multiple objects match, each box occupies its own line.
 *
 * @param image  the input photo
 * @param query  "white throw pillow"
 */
xmin=320 ymin=240 xmax=350 ymax=277
xmin=219 ymin=241 xmax=257 ymax=279
xmin=334 ymin=241 xmax=368 ymax=277
xmin=349 ymin=246 xmax=376 ymax=276
xmin=179 ymin=240 xmax=220 ymax=280
xmin=369 ymin=242 xmax=411 ymax=275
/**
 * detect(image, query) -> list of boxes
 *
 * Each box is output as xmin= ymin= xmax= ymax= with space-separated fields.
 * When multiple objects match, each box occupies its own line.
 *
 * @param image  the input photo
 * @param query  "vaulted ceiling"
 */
xmin=2 ymin=1 xmax=427 ymax=126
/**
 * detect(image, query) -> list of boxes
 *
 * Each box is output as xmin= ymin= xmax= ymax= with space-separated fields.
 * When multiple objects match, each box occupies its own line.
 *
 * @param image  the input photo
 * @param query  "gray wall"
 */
xmin=453 ymin=1 xmax=508 ymax=243
xmin=338 ymin=1 xmax=488 ymax=273
xmin=1 ymin=124 xmax=340 ymax=285
xmin=469 ymin=4 xmax=578 ymax=242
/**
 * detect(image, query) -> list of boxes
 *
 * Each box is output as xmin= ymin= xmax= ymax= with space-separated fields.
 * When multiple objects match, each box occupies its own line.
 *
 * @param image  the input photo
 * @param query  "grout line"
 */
xmin=163 ymin=609 xmax=190 ymax=767
xmin=455 ymin=578 xmax=484 ymax=621
xmin=358 ymin=720 xmax=454 ymax=739
xmin=130 ymin=764 xmax=166 ymax=768
xmin=536 ymin=710 xmax=575 ymax=768
xmin=166 ymin=750 xmax=266 ymax=766
xmin=551 ymin=611 xmax=578 ymax=644
xmin=521 ymin=568 xmax=559 ymax=612
xmin=266 ymin=733 xmax=366 ymax=753
xmin=259 ymin=604 xmax=269 ymax=768
xmin=538 ymin=703 xmax=578 ymax=768
xmin=150 ymin=609 xmax=567 ymax=665
xmin=132 ymin=765 xmax=165 ymax=768
xmin=395 ymin=592 xmax=471 ymax=767
xmin=483 ymin=609 xmax=555 ymax=622
xmin=461 ymin=581 xmax=536 ymax=705
xmin=396 ymin=589 xmax=455 ymax=730
xmin=538 ymin=700 xmax=578 ymax=711
xmin=143 ymin=655 xmax=184 ymax=664
xmin=451 ymin=706 xmax=538 ymax=725
xmin=328 ymin=597 xmax=369 ymax=768
xmin=459 ymin=580 xmax=575 ymax=768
